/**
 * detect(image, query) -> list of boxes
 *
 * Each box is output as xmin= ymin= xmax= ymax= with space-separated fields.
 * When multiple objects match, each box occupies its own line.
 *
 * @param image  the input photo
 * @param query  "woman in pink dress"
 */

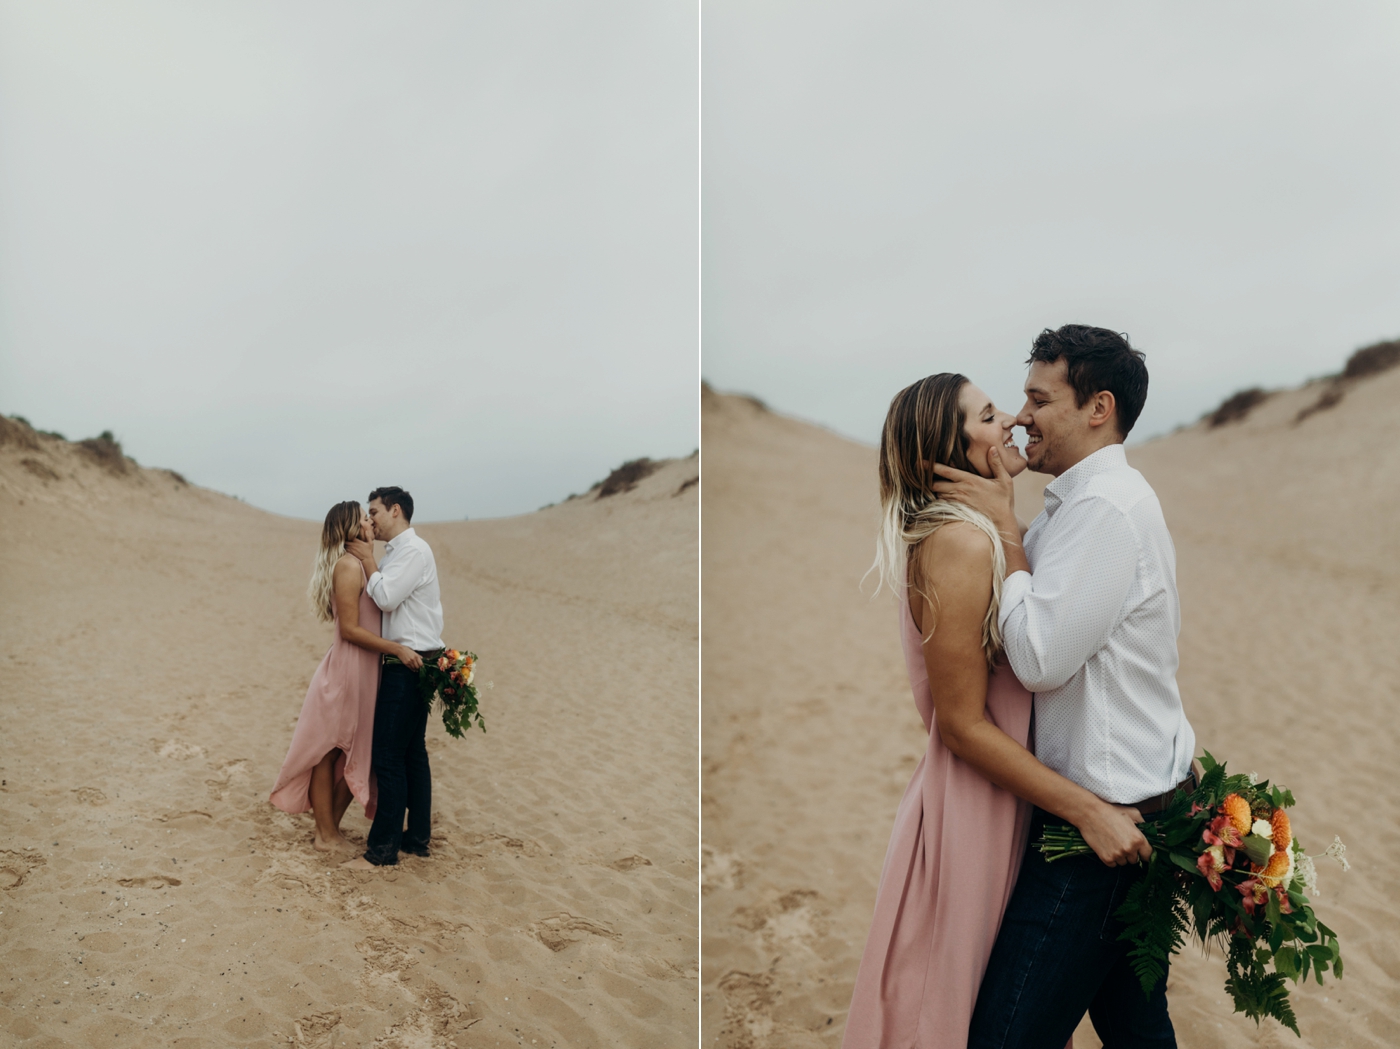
xmin=269 ymin=501 xmax=425 ymax=853
xmin=843 ymin=374 xmax=1151 ymax=1048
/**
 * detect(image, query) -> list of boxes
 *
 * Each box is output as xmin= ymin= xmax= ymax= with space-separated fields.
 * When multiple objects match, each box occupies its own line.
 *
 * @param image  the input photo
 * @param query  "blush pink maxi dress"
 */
xmin=269 ymin=560 xmax=381 ymax=819
xmin=842 ymin=595 xmax=1035 ymax=1049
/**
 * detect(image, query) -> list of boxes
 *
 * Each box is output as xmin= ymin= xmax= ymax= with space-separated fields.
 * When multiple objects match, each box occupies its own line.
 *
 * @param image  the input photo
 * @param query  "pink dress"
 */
xmin=842 ymin=595 xmax=1035 ymax=1049
xmin=269 ymin=560 xmax=381 ymax=819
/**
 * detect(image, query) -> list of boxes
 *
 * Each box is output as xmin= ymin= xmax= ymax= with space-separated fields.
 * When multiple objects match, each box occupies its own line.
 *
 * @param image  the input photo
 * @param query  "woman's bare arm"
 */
xmin=912 ymin=523 xmax=1150 ymax=866
xmin=332 ymin=557 xmax=423 ymax=670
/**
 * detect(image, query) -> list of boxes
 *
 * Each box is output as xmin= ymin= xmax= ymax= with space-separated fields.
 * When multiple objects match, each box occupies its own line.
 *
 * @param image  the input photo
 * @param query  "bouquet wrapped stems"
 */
xmin=1036 ymin=753 xmax=1346 ymax=1035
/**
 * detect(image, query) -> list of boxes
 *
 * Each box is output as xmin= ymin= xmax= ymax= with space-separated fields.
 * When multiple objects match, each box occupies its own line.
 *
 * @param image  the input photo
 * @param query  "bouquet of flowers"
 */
xmin=417 ymin=648 xmax=486 ymax=737
xmin=1038 ymin=752 xmax=1348 ymax=1034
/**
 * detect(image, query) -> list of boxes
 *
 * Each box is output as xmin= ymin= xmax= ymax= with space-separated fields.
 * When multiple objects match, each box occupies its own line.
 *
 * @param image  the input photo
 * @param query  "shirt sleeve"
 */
xmin=366 ymin=546 xmax=424 ymax=613
xmin=997 ymin=495 xmax=1140 ymax=692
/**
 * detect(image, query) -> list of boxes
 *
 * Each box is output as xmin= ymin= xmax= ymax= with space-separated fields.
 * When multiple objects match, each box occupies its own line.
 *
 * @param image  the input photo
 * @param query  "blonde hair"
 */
xmin=869 ymin=373 xmax=1008 ymax=669
xmin=308 ymin=501 xmax=362 ymax=624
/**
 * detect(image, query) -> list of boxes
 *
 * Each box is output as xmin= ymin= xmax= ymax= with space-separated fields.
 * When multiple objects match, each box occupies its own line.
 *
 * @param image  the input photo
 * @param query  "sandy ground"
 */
xmin=701 ymin=372 xmax=1397 ymax=1049
xmin=0 ymin=422 xmax=697 ymax=1049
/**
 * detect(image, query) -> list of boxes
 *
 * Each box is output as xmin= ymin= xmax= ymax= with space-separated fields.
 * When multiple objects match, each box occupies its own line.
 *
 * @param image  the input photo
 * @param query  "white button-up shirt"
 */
xmin=366 ymin=527 xmax=445 ymax=651
xmin=998 ymin=444 xmax=1196 ymax=804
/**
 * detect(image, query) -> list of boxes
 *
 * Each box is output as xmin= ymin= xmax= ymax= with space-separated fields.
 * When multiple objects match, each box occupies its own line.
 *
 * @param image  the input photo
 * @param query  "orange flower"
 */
xmin=1221 ymin=794 xmax=1252 ymax=837
xmin=1270 ymin=809 xmax=1291 ymax=852
xmin=1259 ymin=848 xmax=1293 ymax=888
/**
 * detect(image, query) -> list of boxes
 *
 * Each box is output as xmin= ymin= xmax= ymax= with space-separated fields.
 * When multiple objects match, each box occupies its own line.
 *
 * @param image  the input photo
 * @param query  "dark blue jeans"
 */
xmin=967 ymin=810 xmax=1176 ymax=1049
xmin=363 ymin=661 xmax=432 ymax=866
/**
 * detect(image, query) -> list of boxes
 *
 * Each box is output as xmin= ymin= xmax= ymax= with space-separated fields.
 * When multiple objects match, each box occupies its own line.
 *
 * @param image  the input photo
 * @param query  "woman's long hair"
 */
xmin=870 ymin=373 xmax=1008 ymax=668
xmin=308 ymin=501 xmax=362 ymax=624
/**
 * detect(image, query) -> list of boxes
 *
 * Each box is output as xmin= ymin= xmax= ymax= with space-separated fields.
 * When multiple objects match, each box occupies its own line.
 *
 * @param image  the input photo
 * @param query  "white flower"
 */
xmin=1294 ymin=851 xmax=1319 ymax=895
xmin=467 ymin=667 xmax=475 ymax=685
xmin=1252 ymin=819 xmax=1272 ymax=839
xmin=1324 ymin=836 xmax=1350 ymax=872
xmin=1247 ymin=771 xmax=1259 ymax=785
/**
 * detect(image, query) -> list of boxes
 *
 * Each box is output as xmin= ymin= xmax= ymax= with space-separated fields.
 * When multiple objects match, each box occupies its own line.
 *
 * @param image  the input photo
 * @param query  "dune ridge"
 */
xmin=0 ymin=419 xmax=698 ymax=1048
xmin=701 ymin=367 xmax=1398 ymax=1048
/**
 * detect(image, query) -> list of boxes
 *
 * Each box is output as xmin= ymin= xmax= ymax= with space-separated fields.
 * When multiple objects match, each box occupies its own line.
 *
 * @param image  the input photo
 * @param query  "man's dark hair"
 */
xmin=1027 ymin=324 xmax=1148 ymax=437
xmin=368 ymin=486 xmax=414 ymax=523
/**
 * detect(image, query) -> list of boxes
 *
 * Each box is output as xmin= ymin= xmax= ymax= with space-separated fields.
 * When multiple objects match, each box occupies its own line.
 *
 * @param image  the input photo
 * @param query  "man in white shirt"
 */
xmin=339 ymin=485 xmax=445 ymax=870
xmin=937 ymin=326 xmax=1193 ymax=1048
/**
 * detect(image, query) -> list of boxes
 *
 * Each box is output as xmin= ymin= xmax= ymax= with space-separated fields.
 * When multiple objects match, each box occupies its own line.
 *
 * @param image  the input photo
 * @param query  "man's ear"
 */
xmin=1086 ymin=390 xmax=1118 ymax=431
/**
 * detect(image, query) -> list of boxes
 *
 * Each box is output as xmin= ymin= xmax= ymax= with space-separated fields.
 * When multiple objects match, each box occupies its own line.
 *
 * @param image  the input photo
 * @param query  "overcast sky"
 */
xmin=703 ymin=1 xmax=1400 ymax=446
xmin=0 ymin=1 xmax=696 ymax=521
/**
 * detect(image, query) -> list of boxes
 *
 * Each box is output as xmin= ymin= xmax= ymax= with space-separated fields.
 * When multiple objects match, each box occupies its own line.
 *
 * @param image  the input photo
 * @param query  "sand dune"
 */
xmin=701 ymin=372 xmax=1398 ymax=1048
xmin=0 ymin=421 xmax=697 ymax=1048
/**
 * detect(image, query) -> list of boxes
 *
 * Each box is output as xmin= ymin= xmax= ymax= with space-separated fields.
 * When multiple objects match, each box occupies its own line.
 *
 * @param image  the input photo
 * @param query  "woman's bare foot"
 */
xmin=339 ymin=856 xmax=377 ymax=870
xmin=313 ymin=832 xmax=357 ymax=853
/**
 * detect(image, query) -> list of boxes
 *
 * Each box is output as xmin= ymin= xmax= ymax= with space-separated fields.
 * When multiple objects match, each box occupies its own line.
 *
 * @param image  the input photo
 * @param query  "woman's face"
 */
xmin=358 ymin=508 xmax=374 ymax=543
xmin=959 ymin=382 xmax=1028 ymax=479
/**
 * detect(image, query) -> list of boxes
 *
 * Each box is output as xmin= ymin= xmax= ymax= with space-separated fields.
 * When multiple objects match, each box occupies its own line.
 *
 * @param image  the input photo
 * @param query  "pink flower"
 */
xmin=1198 ymin=846 xmax=1227 ymax=891
xmin=1236 ymin=877 xmax=1269 ymax=915
xmin=1203 ymin=815 xmax=1243 ymax=850
xmin=1275 ymin=888 xmax=1293 ymax=915
xmin=438 ymin=656 xmax=449 ymax=671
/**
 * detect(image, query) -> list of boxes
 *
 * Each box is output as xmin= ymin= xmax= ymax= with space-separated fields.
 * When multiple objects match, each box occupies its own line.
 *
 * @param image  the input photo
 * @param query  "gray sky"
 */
xmin=703 ymin=1 xmax=1400 ymax=445
xmin=0 ymin=1 xmax=697 ymax=521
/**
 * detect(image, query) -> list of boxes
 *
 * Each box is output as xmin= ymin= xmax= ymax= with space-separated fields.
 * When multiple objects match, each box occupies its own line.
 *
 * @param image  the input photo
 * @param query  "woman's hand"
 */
xmin=395 ymin=645 xmax=424 ymax=671
xmin=1074 ymin=801 xmax=1153 ymax=867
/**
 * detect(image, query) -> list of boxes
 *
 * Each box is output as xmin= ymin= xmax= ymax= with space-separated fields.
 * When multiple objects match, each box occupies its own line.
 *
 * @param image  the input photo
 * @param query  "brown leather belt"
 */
xmin=1133 ymin=770 xmax=1198 ymax=816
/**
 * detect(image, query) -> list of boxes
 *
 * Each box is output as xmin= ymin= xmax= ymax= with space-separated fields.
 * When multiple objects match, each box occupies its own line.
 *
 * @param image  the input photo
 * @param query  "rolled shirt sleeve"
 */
xmin=366 ymin=545 xmax=425 ymax=613
xmin=998 ymin=496 xmax=1140 ymax=692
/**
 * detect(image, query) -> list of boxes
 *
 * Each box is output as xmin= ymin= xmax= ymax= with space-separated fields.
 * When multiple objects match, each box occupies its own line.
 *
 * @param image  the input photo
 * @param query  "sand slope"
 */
xmin=0 ymin=422 xmax=697 ymax=1049
xmin=701 ymin=376 xmax=1397 ymax=1048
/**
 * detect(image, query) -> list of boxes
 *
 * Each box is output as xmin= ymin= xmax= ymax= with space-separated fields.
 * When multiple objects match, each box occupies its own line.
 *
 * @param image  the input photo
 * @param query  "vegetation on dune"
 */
xmin=596 ymin=457 xmax=662 ymax=498
xmin=1207 ymin=388 xmax=1272 ymax=428
xmin=1202 ymin=334 xmax=1400 ymax=429
xmin=77 ymin=430 xmax=130 ymax=474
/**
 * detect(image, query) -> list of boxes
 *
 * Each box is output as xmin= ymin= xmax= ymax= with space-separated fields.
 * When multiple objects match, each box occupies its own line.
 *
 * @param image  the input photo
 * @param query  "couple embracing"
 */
xmin=844 ymin=325 xmax=1196 ymax=1049
xmin=269 ymin=486 xmax=445 ymax=871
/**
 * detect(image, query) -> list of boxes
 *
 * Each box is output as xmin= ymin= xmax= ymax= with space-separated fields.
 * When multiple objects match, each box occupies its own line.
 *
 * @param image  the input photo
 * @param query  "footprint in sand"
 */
xmin=115 ymin=875 xmax=181 ymax=889
xmin=371 ymin=988 xmax=476 ymax=1048
xmin=293 ymin=1010 xmax=341 ymax=1048
xmin=463 ymin=831 xmax=544 ymax=858
xmin=0 ymin=848 xmax=45 ymax=889
xmin=732 ymin=889 xmax=826 ymax=951
xmin=156 ymin=739 xmax=205 ymax=760
xmin=156 ymin=810 xmax=213 ymax=824
xmin=701 ymin=845 xmax=745 ymax=893
xmin=355 ymin=937 xmax=415 ymax=978
xmin=73 ymin=786 xmax=107 ymax=805
xmin=608 ymin=854 xmax=653 ymax=872
xmin=717 ymin=970 xmax=780 ymax=1048
xmin=530 ymin=912 xmax=621 ymax=952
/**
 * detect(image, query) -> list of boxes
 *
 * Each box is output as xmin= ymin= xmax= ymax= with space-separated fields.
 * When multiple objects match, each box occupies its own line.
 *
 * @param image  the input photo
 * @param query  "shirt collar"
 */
xmin=385 ymin=526 xmax=416 ymax=552
xmin=1042 ymin=443 xmax=1127 ymax=517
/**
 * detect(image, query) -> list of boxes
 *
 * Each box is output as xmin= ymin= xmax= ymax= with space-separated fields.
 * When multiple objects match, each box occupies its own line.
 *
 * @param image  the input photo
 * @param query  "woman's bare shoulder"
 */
xmin=333 ymin=553 xmax=362 ymax=582
xmin=920 ymin=519 xmax=993 ymax=560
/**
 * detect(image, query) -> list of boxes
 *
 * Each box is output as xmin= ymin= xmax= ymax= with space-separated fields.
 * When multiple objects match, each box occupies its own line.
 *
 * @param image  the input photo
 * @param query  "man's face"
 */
xmin=1017 ymin=358 xmax=1092 ymax=477
xmin=367 ymin=499 xmax=394 ymax=538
